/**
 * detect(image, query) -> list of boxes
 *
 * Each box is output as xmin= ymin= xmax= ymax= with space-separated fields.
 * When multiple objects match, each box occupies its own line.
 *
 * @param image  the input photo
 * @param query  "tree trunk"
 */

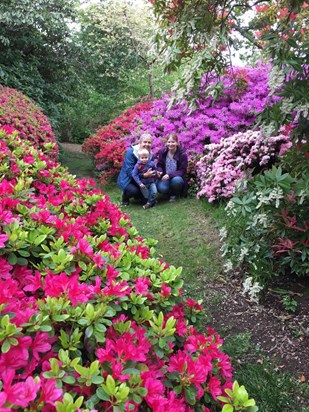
xmin=147 ymin=63 xmax=154 ymax=99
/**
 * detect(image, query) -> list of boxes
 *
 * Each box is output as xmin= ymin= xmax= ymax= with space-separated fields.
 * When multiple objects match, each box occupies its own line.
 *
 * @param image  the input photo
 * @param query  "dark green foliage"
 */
xmin=0 ymin=0 xmax=80 ymax=128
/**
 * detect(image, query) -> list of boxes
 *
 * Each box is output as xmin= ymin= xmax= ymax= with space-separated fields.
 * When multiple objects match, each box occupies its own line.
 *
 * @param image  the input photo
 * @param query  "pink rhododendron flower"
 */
xmin=6 ymin=376 xmax=40 ymax=407
xmin=134 ymin=277 xmax=151 ymax=295
xmin=161 ymin=283 xmax=171 ymax=296
xmin=0 ymin=180 xmax=13 ymax=196
xmin=93 ymin=252 xmax=106 ymax=268
xmin=31 ymin=332 xmax=52 ymax=360
xmin=71 ymin=238 xmax=93 ymax=255
xmin=208 ymin=376 xmax=222 ymax=400
xmin=23 ymin=270 xmax=43 ymax=292
xmin=39 ymin=379 xmax=63 ymax=406
xmin=0 ymin=337 xmax=31 ymax=375
xmin=44 ymin=272 xmax=91 ymax=305
xmin=102 ymin=280 xmax=131 ymax=297
xmin=0 ymin=258 xmax=12 ymax=279
xmin=0 ymin=125 xmax=16 ymax=135
xmin=0 ymin=234 xmax=8 ymax=248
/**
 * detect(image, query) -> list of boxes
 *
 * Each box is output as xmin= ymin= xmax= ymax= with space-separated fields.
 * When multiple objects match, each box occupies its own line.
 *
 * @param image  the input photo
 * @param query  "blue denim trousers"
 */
xmin=157 ymin=176 xmax=185 ymax=196
xmin=140 ymin=183 xmax=157 ymax=206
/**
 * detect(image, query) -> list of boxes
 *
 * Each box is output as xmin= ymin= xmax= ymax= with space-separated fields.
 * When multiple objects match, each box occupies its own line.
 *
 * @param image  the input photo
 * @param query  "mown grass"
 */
xmin=62 ymin=148 xmax=309 ymax=412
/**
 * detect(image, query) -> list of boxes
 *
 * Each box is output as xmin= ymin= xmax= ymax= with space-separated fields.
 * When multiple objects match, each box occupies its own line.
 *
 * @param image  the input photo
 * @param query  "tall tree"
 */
xmin=78 ymin=0 xmax=159 ymax=98
xmin=0 ymin=0 xmax=80 ymax=123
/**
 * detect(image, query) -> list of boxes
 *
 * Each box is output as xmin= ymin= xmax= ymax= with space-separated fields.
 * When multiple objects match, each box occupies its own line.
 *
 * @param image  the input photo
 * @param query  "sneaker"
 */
xmin=169 ymin=196 xmax=177 ymax=202
xmin=143 ymin=203 xmax=152 ymax=209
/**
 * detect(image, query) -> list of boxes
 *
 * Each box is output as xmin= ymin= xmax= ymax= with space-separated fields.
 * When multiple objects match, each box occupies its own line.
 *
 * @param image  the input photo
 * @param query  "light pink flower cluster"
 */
xmin=196 ymin=129 xmax=292 ymax=202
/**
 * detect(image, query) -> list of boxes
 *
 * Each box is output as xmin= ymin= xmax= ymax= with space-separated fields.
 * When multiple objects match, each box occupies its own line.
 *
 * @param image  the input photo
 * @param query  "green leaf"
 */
xmin=1 ymin=339 xmax=11 ymax=353
xmin=62 ymin=375 xmax=76 ymax=384
xmin=40 ymin=324 xmax=53 ymax=332
xmin=136 ymin=387 xmax=147 ymax=397
xmin=184 ymin=387 xmax=196 ymax=405
xmin=105 ymin=375 xmax=116 ymax=394
xmin=16 ymin=257 xmax=28 ymax=266
xmin=222 ymin=405 xmax=234 ymax=412
xmin=18 ymin=249 xmax=30 ymax=257
xmin=96 ymin=387 xmax=110 ymax=401
xmin=34 ymin=234 xmax=47 ymax=246
xmin=8 ymin=253 xmax=17 ymax=265
xmin=91 ymin=376 xmax=104 ymax=384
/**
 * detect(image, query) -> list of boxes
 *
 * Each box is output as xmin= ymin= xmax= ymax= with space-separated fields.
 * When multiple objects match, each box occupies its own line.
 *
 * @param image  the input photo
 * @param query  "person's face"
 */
xmin=167 ymin=136 xmax=178 ymax=152
xmin=140 ymin=136 xmax=153 ymax=152
xmin=139 ymin=153 xmax=149 ymax=164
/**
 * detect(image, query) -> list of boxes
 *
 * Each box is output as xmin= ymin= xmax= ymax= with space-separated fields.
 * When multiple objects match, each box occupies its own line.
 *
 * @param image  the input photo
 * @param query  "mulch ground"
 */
xmin=207 ymin=272 xmax=309 ymax=380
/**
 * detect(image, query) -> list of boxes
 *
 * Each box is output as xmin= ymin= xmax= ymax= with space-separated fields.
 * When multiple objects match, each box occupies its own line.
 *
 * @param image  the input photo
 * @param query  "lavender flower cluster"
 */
xmin=128 ymin=65 xmax=277 ymax=156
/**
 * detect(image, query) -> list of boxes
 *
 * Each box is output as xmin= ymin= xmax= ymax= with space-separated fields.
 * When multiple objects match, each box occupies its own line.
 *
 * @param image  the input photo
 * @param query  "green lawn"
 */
xmin=61 ymin=147 xmax=309 ymax=412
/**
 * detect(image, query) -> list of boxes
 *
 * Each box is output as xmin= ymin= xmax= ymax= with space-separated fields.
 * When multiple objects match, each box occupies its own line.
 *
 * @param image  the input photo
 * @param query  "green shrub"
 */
xmin=221 ymin=166 xmax=309 ymax=291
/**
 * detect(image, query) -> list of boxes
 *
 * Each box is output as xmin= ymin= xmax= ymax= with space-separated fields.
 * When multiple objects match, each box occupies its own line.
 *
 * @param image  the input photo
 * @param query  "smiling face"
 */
xmin=140 ymin=135 xmax=153 ymax=152
xmin=166 ymin=135 xmax=178 ymax=153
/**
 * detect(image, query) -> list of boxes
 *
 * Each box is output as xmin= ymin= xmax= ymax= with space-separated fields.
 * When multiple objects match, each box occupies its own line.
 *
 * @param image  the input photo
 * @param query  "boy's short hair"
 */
xmin=138 ymin=148 xmax=149 ymax=157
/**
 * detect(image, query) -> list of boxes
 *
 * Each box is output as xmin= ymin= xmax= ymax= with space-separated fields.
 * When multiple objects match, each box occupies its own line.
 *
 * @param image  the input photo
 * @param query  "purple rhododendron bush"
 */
xmin=128 ymin=65 xmax=275 ymax=155
xmin=0 ymin=123 xmax=257 ymax=410
xmin=0 ymin=86 xmax=58 ymax=161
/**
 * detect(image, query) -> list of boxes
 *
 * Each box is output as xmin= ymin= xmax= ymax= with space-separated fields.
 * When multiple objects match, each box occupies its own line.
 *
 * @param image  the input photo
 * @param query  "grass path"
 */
xmin=60 ymin=142 xmax=224 ymax=292
xmin=109 ymin=186 xmax=224 ymax=303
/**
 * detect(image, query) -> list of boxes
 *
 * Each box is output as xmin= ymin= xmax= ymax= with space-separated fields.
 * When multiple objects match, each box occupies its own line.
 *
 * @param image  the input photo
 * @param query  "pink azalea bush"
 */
xmin=128 ymin=65 xmax=275 ymax=156
xmin=0 ymin=124 xmax=256 ymax=411
xmin=196 ymin=129 xmax=292 ymax=202
xmin=0 ymin=86 xmax=58 ymax=160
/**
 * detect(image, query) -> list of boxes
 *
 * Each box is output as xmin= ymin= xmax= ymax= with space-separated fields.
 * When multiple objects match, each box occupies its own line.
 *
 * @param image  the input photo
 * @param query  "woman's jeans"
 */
xmin=123 ymin=182 xmax=144 ymax=203
xmin=157 ymin=176 xmax=185 ymax=196
xmin=140 ymin=183 xmax=157 ymax=206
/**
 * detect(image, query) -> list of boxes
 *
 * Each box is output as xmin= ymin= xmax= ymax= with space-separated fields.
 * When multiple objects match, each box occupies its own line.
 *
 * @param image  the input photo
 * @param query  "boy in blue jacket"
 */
xmin=132 ymin=149 xmax=159 ymax=209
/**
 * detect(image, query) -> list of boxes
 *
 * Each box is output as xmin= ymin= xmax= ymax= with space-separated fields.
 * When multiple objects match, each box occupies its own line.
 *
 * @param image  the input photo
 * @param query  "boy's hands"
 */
xmin=144 ymin=168 xmax=156 ymax=178
xmin=140 ymin=183 xmax=146 ymax=188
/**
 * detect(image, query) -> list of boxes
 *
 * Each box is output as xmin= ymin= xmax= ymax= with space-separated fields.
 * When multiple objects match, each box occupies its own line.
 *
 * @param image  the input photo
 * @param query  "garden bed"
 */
xmin=207 ymin=272 xmax=309 ymax=379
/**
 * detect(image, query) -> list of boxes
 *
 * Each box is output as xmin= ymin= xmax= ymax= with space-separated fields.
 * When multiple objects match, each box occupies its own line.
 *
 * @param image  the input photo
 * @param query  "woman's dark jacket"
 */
xmin=157 ymin=147 xmax=188 ymax=192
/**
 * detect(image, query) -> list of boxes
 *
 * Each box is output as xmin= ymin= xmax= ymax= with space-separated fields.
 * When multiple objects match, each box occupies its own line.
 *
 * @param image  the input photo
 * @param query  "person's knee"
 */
xmin=125 ymin=183 xmax=141 ymax=198
xmin=157 ymin=181 xmax=169 ymax=194
xmin=171 ymin=177 xmax=184 ymax=189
